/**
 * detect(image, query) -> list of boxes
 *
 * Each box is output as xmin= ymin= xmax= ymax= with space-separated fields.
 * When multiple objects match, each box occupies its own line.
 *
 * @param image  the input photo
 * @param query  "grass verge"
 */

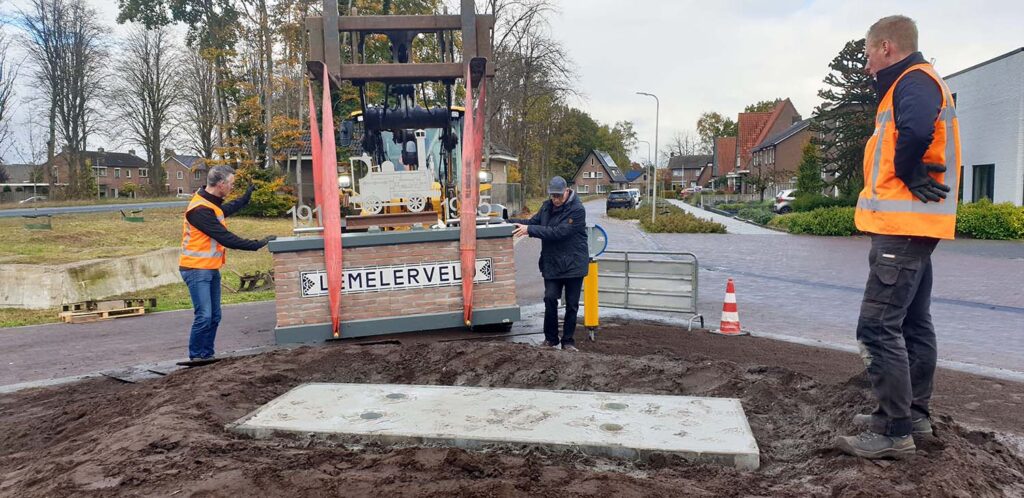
xmin=1 ymin=207 xmax=290 ymax=328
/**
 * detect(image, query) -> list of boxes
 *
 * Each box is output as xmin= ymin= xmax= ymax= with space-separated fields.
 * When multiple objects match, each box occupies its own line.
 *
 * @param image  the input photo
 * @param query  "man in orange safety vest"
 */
xmin=836 ymin=15 xmax=962 ymax=459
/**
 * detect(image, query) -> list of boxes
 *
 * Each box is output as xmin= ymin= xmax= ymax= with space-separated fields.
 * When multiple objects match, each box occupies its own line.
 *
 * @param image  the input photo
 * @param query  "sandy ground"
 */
xmin=2 ymin=321 xmax=1023 ymax=497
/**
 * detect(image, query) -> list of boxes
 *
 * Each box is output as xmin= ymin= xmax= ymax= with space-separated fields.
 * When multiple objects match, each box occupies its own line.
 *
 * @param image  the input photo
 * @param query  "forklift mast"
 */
xmin=305 ymin=0 xmax=495 ymax=327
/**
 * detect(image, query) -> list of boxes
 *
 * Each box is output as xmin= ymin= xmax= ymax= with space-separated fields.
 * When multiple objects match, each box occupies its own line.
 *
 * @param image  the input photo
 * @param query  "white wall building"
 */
xmin=945 ymin=47 xmax=1024 ymax=206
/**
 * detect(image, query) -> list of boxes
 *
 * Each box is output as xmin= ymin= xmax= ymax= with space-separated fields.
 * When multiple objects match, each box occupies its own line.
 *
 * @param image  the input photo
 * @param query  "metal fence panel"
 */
xmin=587 ymin=250 xmax=704 ymax=330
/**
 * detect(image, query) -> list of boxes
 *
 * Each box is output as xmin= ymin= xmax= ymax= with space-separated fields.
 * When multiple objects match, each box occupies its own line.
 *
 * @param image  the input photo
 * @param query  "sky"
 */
xmin=545 ymin=0 xmax=1024 ymax=165
xmin=2 ymin=0 xmax=1023 ymax=165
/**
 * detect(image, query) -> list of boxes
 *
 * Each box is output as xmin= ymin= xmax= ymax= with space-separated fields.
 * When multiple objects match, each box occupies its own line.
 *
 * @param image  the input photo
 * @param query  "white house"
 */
xmin=945 ymin=47 xmax=1024 ymax=206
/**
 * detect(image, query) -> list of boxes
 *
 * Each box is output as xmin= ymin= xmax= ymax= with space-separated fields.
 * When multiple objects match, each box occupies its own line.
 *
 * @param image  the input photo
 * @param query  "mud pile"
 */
xmin=2 ymin=325 xmax=1022 ymax=497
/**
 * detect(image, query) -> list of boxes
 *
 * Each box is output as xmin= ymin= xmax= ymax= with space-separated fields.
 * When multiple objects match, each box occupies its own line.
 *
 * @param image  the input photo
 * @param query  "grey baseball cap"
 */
xmin=547 ymin=176 xmax=568 ymax=194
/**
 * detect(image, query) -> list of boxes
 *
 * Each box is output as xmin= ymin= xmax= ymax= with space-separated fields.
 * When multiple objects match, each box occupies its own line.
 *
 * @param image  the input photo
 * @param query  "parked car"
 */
xmin=176 ymin=192 xmax=193 ymax=199
xmin=624 ymin=188 xmax=641 ymax=207
xmin=772 ymin=189 xmax=798 ymax=214
xmin=606 ymin=190 xmax=635 ymax=211
xmin=18 ymin=196 xmax=48 ymax=204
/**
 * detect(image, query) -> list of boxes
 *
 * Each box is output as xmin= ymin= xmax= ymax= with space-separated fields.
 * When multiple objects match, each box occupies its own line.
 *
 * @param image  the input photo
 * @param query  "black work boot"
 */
xmin=853 ymin=414 xmax=933 ymax=435
xmin=836 ymin=431 xmax=916 ymax=459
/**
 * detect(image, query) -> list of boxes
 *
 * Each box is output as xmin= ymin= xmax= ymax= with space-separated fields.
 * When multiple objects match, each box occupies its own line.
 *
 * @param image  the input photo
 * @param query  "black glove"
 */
xmin=258 ymin=235 xmax=277 ymax=247
xmin=245 ymin=183 xmax=257 ymax=195
xmin=907 ymin=163 xmax=950 ymax=203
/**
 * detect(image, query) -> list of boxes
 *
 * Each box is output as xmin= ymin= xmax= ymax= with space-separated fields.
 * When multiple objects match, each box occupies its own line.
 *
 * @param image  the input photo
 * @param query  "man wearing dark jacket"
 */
xmin=179 ymin=165 xmax=276 ymax=362
xmin=511 ymin=176 xmax=589 ymax=351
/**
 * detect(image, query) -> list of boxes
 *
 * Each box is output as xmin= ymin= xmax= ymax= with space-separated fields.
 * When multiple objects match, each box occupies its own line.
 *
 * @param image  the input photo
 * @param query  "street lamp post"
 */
xmin=636 ymin=92 xmax=659 ymax=222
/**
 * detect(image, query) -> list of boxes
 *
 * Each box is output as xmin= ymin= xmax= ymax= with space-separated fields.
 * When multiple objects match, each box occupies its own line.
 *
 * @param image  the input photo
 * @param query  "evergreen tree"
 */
xmin=795 ymin=142 xmax=825 ymax=195
xmin=811 ymin=38 xmax=875 ymax=196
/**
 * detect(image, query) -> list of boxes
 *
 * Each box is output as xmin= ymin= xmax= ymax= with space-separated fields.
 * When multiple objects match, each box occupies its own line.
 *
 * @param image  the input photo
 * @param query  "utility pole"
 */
xmin=636 ymin=92 xmax=659 ymax=222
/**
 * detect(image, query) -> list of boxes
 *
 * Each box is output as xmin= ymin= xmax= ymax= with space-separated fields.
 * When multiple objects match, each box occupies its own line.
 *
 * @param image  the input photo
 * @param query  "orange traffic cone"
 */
xmin=711 ymin=278 xmax=748 ymax=336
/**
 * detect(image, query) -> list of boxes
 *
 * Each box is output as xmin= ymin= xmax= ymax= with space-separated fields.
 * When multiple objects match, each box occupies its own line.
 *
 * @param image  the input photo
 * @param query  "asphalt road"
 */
xmin=0 ymin=201 xmax=188 ymax=218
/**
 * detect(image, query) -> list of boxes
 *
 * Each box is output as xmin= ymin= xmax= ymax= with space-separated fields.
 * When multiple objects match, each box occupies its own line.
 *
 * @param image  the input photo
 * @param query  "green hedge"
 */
xmin=237 ymin=178 xmax=295 ymax=217
xmin=737 ymin=207 xmax=775 ymax=225
xmin=769 ymin=207 xmax=859 ymax=236
xmin=610 ymin=200 xmax=726 ymax=233
xmin=956 ymin=199 xmax=1024 ymax=240
xmin=791 ymin=194 xmax=856 ymax=212
xmin=769 ymin=200 xmax=1024 ymax=239
xmin=641 ymin=212 xmax=726 ymax=233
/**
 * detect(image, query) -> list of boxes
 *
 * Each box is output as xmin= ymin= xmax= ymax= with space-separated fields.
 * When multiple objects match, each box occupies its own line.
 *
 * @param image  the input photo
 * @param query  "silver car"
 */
xmin=772 ymin=189 xmax=798 ymax=214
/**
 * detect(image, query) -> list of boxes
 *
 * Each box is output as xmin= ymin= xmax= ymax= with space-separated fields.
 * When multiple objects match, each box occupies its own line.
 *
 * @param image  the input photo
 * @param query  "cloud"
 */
xmin=549 ymin=0 xmax=1024 ymax=162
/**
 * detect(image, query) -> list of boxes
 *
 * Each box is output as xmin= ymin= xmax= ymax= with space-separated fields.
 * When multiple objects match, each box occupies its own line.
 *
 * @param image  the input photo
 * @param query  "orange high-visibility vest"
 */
xmin=179 ymin=192 xmax=227 ymax=269
xmin=855 ymin=63 xmax=962 ymax=240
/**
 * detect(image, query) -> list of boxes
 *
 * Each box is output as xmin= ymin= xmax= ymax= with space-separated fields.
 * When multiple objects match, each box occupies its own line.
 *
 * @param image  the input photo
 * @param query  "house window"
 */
xmin=177 ymin=187 xmax=184 ymax=194
xmin=139 ymin=168 xmax=149 ymax=178
xmin=597 ymin=172 xmax=603 ymax=178
xmin=114 ymin=168 xmax=121 ymax=178
xmin=972 ymin=164 xmax=994 ymax=202
xmin=176 ymin=171 xmax=184 ymax=180
xmin=597 ymin=184 xmax=608 ymax=194
xmin=126 ymin=169 xmax=131 ymax=178
xmin=579 ymin=184 xmax=589 ymax=194
xmin=194 ymin=171 xmax=201 ymax=181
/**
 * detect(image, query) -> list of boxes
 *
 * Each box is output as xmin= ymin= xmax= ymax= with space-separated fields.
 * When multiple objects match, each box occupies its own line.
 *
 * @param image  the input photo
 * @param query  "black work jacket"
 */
xmin=511 ymin=191 xmax=589 ymax=280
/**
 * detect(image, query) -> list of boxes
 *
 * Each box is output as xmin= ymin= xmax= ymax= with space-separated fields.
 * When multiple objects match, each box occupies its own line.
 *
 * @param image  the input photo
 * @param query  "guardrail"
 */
xmin=590 ymin=249 xmax=704 ymax=330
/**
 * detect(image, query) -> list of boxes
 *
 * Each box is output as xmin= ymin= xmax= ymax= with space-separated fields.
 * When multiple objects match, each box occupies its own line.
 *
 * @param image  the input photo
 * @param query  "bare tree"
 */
xmin=486 ymin=0 xmax=578 ymax=197
xmin=0 ymin=25 xmax=21 ymax=160
xmin=662 ymin=131 xmax=701 ymax=159
xmin=182 ymin=46 xmax=218 ymax=159
xmin=239 ymin=0 xmax=274 ymax=168
xmin=106 ymin=25 xmax=183 ymax=195
xmin=21 ymin=0 xmax=106 ymax=198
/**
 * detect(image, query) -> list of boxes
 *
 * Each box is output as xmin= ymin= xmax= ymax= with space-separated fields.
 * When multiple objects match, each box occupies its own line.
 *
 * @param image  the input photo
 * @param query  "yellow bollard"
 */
xmin=584 ymin=259 xmax=599 ymax=341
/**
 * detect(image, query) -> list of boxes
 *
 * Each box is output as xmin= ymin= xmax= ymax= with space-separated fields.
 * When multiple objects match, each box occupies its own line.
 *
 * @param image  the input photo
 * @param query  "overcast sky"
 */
xmin=547 ymin=0 xmax=1024 ymax=165
xmin=2 ymin=0 xmax=1022 ymax=164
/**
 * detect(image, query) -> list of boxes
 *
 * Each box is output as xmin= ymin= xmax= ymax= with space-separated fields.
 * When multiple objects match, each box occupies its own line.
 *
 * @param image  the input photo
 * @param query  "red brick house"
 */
xmin=163 ymin=150 xmax=208 ymax=196
xmin=44 ymin=148 xmax=150 ymax=198
xmin=750 ymin=118 xmax=813 ymax=197
xmin=713 ymin=98 xmax=804 ymax=193
xmin=667 ymin=154 xmax=714 ymax=190
xmin=709 ymin=136 xmax=738 ymax=190
xmin=571 ymin=150 xmax=629 ymax=194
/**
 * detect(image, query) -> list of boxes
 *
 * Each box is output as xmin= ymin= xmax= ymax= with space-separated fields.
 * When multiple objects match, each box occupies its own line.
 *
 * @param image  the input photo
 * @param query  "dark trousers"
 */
xmin=857 ymin=234 xmax=940 ymax=437
xmin=543 ymin=277 xmax=584 ymax=346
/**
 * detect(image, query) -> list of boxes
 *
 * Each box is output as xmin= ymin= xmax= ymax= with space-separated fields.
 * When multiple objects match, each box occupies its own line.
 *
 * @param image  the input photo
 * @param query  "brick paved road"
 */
xmin=585 ymin=201 xmax=1024 ymax=374
xmin=3 ymin=201 xmax=1021 ymax=387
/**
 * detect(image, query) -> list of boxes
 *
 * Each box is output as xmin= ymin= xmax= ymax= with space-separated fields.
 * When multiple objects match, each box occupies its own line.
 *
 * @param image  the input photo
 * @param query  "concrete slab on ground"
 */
xmin=229 ymin=383 xmax=760 ymax=470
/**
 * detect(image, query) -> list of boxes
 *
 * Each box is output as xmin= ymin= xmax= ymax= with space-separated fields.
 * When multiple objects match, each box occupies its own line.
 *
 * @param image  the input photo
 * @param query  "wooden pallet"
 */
xmin=61 ymin=298 xmax=157 ymax=313
xmin=59 ymin=306 xmax=145 ymax=324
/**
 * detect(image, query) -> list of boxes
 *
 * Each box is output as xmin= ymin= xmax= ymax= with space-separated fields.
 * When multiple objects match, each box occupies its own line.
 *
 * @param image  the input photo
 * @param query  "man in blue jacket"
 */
xmin=511 ymin=176 xmax=589 ymax=351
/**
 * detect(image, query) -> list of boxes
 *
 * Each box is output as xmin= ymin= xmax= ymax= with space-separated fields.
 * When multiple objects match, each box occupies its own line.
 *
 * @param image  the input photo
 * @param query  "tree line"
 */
xmin=0 ymin=0 xmax=638 ymax=201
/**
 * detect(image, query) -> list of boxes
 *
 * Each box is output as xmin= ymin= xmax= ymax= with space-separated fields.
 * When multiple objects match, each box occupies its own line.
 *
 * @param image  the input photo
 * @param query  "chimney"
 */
xmin=128 ymin=149 xmax=136 ymax=156
xmin=97 ymin=147 xmax=104 ymax=153
xmin=164 ymin=148 xmax=175 ymax=159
